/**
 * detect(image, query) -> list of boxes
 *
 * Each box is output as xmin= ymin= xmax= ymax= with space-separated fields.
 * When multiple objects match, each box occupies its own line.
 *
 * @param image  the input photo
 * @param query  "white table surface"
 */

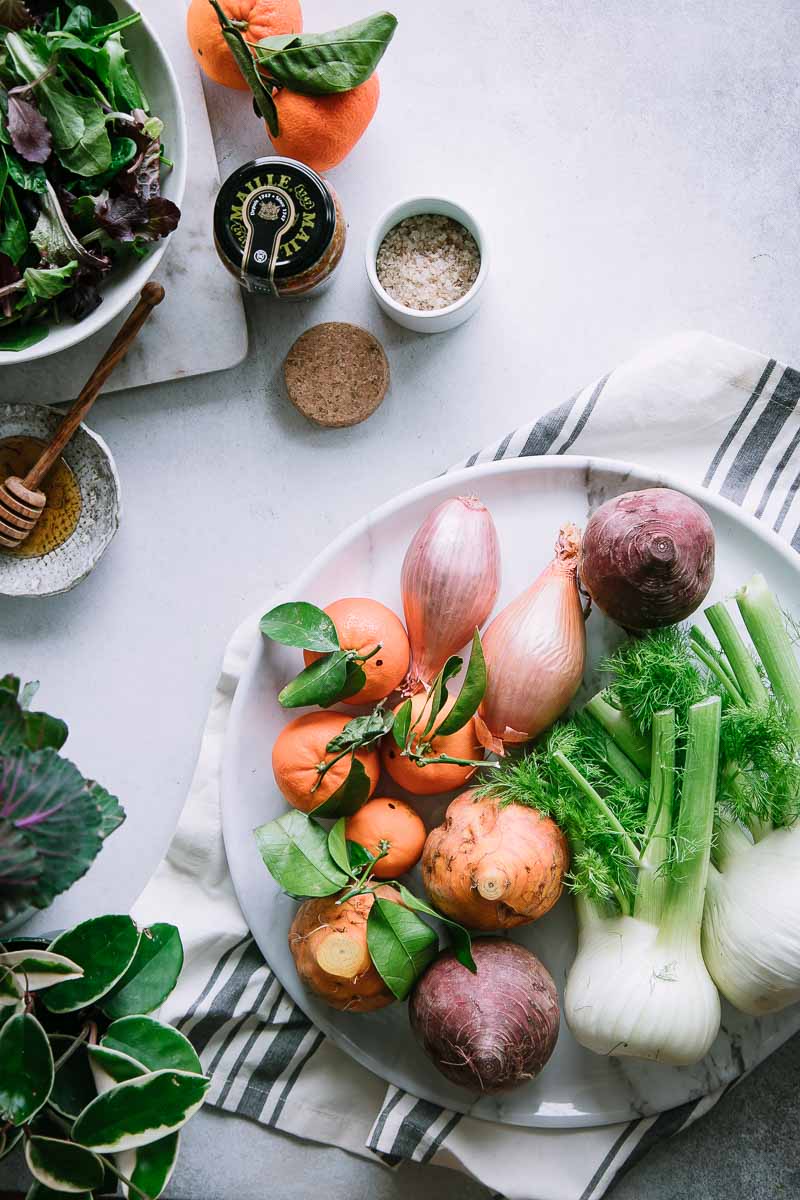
xmin=2 ymin=1 xmax=799 ymax=1197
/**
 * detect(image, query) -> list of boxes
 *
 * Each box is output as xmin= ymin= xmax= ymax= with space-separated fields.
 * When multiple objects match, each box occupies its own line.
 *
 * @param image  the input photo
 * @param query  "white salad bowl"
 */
xmin=0 ymin=0 xmax=187 ymax=367
xmin=365 ymin=195 xmax=489 ymax=334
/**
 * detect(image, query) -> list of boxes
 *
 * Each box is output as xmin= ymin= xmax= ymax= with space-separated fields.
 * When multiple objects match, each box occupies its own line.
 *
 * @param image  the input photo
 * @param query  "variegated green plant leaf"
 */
xmin=42 ymin=916 xmax=140 ymax=1013
xmin=0 ymin=950 xmax=83 ymax=992
xmin=100 ymin=923 xmax=183 ymax=1018
xmin=101 ymin=1015 xmax=203 ymax=1075
xmin=0 ymin=1012 xmax=53 ymax=1125
xmin=25 ymin=1135 xmax=104 ymax=1194
xmin=71 ymin=1069 xmax=210 ymax=1153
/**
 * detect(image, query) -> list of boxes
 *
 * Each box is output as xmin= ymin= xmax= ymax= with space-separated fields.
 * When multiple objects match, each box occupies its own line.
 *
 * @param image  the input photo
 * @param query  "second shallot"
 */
xmin=476 ymin=523 xmax=587 ymax=753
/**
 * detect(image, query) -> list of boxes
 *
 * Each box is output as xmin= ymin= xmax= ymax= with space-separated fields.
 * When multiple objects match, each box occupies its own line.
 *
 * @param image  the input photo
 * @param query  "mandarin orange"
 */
xmin=187 ymin=0 xmax=302 ymax=91
xmin=345 ymin=797 xmax=426 ymax=879
xmin=303 ymin=597 xmax=409 ymax=706
xmin=381 ymin=694 xmax=483 ymax=797
xmin=272 ymin=711 xmax=380 ymax=813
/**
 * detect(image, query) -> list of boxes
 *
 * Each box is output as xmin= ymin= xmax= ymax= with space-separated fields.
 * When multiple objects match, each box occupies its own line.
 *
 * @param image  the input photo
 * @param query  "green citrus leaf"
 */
xmin=71 ymin=1069 xmax=210 ymax=1153
xmin=257 ymin=12 xmax=397 ymax=96
xmin=395 ymin=884 xmax=476 ymax=972
xmin=0 ymin=1012 xmax=53 ymax=1125
xmin=42 ymin=916 xmax=140 ymax=1013
xmin=326 ymin=818 xmax=352 ymax=876
xmin=259 ymin=601 xmax=339 ymax=652
xmin=278 ymin=650 xmax=350 ymax=709
xmin=366 ymin=897 xmax=438 ymax=1000
xmin=434 ymin=630 xmax=486 ymax=737
xmin=420 ymin=655 xmax=463 ymax=738
xmin=25 ymin=1136 xmax=104 ymax=1193
xmin=392 ymin=698 xmax=413 ymax=750
xmin=336 ymin=659 xmax=367 ymax=702
xmin=254 ymin=811 xmax=348 ymax=897
xmin=310 ymin=756 xmax=371 ymax=818
xmin=99 ymin=923 xmax=183 ymax=1018
xmin=102 ymin=1016 xmax=203 ymax=1076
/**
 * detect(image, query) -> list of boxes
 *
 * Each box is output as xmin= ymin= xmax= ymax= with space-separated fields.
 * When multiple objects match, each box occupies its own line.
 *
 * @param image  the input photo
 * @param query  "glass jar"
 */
xmin=213 ymin=156 xmax=346 ymax=299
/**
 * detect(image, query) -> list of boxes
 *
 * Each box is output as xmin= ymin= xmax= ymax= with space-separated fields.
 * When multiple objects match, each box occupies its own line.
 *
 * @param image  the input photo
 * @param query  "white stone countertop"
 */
xmin=2 ymin=1 xmax=799 ymax=1197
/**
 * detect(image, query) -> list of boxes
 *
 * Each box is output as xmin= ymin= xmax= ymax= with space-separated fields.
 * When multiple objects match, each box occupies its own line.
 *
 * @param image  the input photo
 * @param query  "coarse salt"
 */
xmin=376 ymin=214 xmax=480 ymax=311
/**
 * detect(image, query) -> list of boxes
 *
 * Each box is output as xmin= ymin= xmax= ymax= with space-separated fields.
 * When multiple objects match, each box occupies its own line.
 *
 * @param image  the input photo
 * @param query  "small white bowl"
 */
xmin=365 ymin=196 xmax=489 ymax=333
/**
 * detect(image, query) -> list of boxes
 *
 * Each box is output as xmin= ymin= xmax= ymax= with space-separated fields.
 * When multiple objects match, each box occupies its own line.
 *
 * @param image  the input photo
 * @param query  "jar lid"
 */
xmin=214 ymin=157 xmax=336 ymax=290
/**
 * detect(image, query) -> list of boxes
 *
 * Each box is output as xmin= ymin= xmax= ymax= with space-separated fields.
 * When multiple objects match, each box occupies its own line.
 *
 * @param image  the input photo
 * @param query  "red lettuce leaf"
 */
xmin=6 ymin=92 xmax=52 ymax=165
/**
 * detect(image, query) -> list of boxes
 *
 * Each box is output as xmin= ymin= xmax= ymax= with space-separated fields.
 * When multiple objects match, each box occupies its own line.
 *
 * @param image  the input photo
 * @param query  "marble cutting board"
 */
xmin=0 ymin=0 xmax=248 ymax=401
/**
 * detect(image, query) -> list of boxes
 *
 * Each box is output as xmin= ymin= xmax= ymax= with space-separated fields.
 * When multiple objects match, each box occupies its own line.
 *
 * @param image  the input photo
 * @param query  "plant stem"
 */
xmin=737 ymin=573 xmax=800 ymax=739
xmin=635 ymin=709 xmax=675 ymax=925
xmin=584 ymin=694 xmax=651 ymax=774
xmin=660 ymin=695 xmax=720 ymax=949
xmin=98 ymin=1153 xmax=152 ymax=1200
xmin=407 ymin=750 xmax=495 ymax=770
xmin=553 ymin=750 xmax=644 ymax=867
xmin=52 ymin=1024 xmax=90 ymax=1071
xmin=705 ymin=600 xmax=769 ymax=709
xmin=689 ymin=627 xmax=745 ymax=705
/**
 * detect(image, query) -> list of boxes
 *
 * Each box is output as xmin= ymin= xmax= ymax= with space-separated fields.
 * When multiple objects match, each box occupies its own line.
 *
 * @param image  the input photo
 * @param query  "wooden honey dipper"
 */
xmin=0 ymin=282 xmax=164 ymax=550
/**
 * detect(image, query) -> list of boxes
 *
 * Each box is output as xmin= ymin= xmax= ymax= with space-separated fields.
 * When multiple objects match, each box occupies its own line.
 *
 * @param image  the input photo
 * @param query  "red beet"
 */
xmin=580 ymin=488 xmax=715 ymax=630
xmin=408 ymin=939 xmax=560 ymax=1093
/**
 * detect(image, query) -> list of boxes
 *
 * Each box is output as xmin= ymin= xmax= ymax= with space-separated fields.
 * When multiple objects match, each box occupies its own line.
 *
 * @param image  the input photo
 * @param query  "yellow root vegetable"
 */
xmin=288 ymin=887 xmax=400 ymax=1012
xmin=422 ymin=789 xmax=568 ymax=931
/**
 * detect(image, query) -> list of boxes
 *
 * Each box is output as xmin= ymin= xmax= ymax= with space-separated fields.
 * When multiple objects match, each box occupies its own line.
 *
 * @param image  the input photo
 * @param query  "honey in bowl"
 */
xmin=0 ymin=436 xmax=81 ymax=558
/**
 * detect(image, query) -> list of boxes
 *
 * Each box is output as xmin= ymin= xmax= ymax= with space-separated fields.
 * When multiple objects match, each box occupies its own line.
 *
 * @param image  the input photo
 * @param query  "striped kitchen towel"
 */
xmin=132 ymin=331 xmax=800 ymax=1200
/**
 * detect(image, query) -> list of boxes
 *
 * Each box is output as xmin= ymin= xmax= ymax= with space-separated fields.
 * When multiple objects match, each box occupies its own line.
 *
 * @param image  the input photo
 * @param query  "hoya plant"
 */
xmin=0 ymin=675 xmax=125 ymax=927
xmin=0 ymin=914 xmax=208 ymax=1199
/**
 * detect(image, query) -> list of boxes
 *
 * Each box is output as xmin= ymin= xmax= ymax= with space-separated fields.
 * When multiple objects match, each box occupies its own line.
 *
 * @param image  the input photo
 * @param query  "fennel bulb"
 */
xmin=493 ymin=693 xmax=723 ymax=1066
xmin=703 ymin=825 xmax=800 ymax=1014
xmin=566 ymin=908 xmax=720 ymax=1064
xmin=694 ymin=575 xmax=800 ymax=1014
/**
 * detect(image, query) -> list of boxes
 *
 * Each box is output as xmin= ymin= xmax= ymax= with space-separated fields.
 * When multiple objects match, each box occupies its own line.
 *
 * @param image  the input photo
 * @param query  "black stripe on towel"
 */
xmin=187 ymin=939 xmax=268 ymax=1055
xmin=214 ymin=981 xmax=288 ymax=1109
xmin=387 ymin=1098 xmax=449 ymax=1160
xmin=756 ymin=423 xmax=800 ymax=519
xmin=367 ymin=1087 xmax=405 ymax=1152
xmin=702 ymin=359 xmax=776 ymax=488
xmin=556 ymin=373 xmax=611 ymax=454
xmin=268 ymin=1029 xmax=326 ymax=1128
xmin=419 ymin=1109 xmax=463 ymax=1163
xmin=577 ymin=1119 xmax=642 ymax=1200
xmin=773 ymin=462 xmax=800 ymax=533
xmin=720 ymin=366 xmax=800 ymax=505
xmin=517 ymin=394 xmax=579 ymax=458
xmin=206 ymin=970 xmax=277 ymax=1087
xmin=177 ymin=934 xmax=251 ymax=1030
xmin=234 ymin=1002 xmax=314 ymax=1119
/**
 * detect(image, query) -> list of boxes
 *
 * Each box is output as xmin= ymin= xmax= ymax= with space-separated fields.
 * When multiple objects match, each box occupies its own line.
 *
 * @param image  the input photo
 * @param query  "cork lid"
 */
xmin=284 ymin=323 xmax=389 ymax=428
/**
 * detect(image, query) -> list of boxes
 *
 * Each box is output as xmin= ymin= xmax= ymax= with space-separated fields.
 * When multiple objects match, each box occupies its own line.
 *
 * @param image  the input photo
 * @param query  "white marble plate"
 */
xmin=221 ymin=456 xmax=799 ymax=1127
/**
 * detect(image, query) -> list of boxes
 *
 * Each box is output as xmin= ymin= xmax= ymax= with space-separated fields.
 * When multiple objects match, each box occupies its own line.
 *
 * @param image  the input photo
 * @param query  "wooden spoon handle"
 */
xmin=23 ymin=282 xmax=165 ymax=491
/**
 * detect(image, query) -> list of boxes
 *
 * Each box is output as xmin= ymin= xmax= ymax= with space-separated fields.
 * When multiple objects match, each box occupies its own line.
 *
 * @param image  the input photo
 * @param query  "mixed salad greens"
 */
xmin=0 ymin=0 xmax=180 ymax=351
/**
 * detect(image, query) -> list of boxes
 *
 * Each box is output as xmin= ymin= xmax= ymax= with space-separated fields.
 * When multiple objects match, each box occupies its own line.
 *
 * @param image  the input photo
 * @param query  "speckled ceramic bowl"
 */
xmin=0 ymin=403 xmax=121 ymax=598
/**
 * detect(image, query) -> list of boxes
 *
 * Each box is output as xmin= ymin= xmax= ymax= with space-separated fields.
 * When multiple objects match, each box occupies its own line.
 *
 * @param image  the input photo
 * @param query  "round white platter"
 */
xmin=221 ymin=455 xmax=799 ymax=1128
